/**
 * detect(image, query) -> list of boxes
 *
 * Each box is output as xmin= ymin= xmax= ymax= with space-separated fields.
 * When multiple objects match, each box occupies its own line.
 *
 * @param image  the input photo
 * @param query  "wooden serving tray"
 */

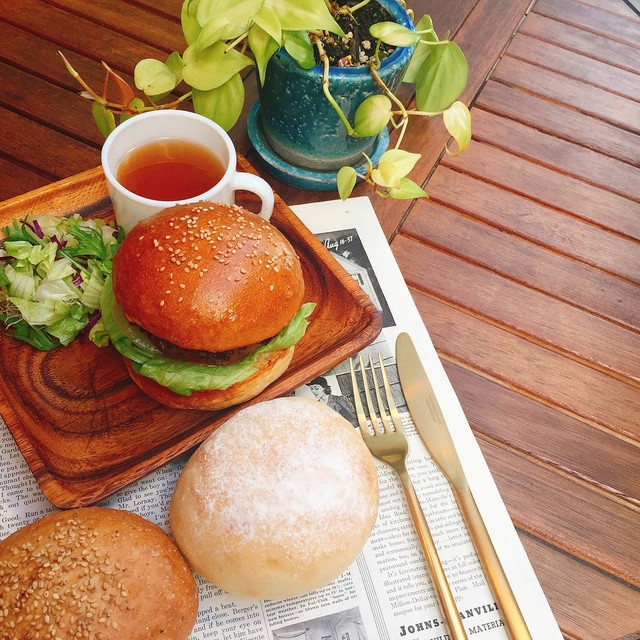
xmin=0 ymin=159 xmax=382 ymax=508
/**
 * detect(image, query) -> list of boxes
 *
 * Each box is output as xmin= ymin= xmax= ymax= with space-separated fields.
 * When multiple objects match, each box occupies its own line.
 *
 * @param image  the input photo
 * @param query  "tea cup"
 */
xmin=101 ymin=110 xmax=275 ymax=234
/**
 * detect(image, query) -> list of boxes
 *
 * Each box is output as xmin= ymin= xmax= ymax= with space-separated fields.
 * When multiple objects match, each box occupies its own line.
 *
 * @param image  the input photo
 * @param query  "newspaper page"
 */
xmin=0 ymin=196 xmax=562 ymax=640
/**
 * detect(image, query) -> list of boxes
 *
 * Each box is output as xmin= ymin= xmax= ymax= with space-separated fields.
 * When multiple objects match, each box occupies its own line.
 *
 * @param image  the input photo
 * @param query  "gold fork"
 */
xmin=350 ymin=354 xmax=468 ymax=640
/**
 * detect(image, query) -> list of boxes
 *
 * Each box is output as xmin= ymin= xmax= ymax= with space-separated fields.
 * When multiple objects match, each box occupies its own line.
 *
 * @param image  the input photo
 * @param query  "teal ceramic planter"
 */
xmin=250 ymin=0 xmax=415 ymax=187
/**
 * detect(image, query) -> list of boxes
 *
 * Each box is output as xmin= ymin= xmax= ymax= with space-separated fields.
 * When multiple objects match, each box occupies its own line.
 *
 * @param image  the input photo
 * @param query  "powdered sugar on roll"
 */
xmin=170 ymin=397 xmax=379 ymax=600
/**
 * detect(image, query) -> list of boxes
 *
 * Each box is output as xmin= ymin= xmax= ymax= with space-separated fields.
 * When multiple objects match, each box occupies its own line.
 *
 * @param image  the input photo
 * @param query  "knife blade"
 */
xmin=395 ymin=332 xmax=532 ymax=640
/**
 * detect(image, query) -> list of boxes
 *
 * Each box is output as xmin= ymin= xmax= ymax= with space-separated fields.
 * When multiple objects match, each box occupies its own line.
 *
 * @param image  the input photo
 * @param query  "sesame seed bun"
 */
xmin=0 ymin=507 xmax=198 ymax=639
xmin=112 ymin=201 xmax=304 ymax=352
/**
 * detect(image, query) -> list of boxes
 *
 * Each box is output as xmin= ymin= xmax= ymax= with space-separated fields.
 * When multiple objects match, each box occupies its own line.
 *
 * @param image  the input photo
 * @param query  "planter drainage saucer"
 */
xmin=247 ymin=102 xmax=389 ymax=192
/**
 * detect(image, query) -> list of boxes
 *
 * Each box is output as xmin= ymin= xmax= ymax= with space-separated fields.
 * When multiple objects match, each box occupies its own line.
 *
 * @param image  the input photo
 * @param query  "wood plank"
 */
xmin=0 ymin=108 xmax=99 ymax=181
xmin=477 ymin=437 xmax=640 ymax=586
xmin=476 ymin=80 xmax=640 ymax=167
xmin=0 ymin=62 xmax=104 ymax=147
xmin=393 ymin=232 xmax=640 ymax=382
xmin=402 ymin=197 xmax=640 ymax=329
xmin=492 ymin=55 xmax=640 ymax=134
xmin=45 ymin=0 xmax=183 ymax=52
xmin=400 ymin=285 xmax=640 ymax=439
xmin=0 ymin=20 xmax=138 ymax=91
xmin=533 ymin=0 xmax=640 ymax=46
xmin=442 ymin=141 xmax=640 ymax=240
xmin=519 ymin=12 xmax=640 ymax=72
xmin=577 ymin=0 xmax=640 ymax=18
xmin=506 ymin=32 xmax=640 ymax=101
xmin=470 ymin=108 xmax=640 ymax=201
xmin=445 ymin=362 xmax=640 ymax=505
xmin=0 ymin=158 xmax=50 ymax=202
xmin=0 ymin=0 xmax=176 ymax=73
xmin=521 ymin=533 xmax=640 ymax=639
xmin=409 ymin=0 xmax=480 ymax=38
xmin=127 ymin=0 xmax=182 ymax=16
xmin=427 ymin=166 xmax=640 ymax=286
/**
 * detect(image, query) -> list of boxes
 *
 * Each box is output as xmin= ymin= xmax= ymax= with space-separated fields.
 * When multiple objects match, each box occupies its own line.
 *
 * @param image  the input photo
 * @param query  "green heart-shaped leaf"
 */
xmin=134 ymin=59 xmax=178 ymax=97
xmin=388 ymin=177 xmax=428 ymax=200
xmin=403 ymin=14 xmax=437 ymax=84
xmin=369 ymin=22 xmax=420 ymax=47
xmin=192 ymin=74 xmax=245 ymax=131
xmin=91 ymin=102 xmax=116 ymax=138
xmin=165 ymin=51 xmax=185 ymax=84
xmin=443 ymin=100 xmax=472 ymax=155
xmin=353 ymin=95 xmax=392 ymax=138
xmin=337 ymin=166 xmax=357 ymax=200
xmin=248 ymin=23 xmax=281 ymax=85
xmin=264 ymin=0 xmax=345 ymax=36
xmin=182 ymin=42 xmax=253 ymax=91
xmin=371 ymin=149 xmax=421 ymax=188
xmin=416 ymin=41 xmax=468 ymax=112
xmin=193 ymin=17 xmax=234 ymax=53
xmin=253 ymin=4 xmax=282 ymax=44
xmin=283 ymin=30 xmax=315 ymax=69
xmin=181 ymin=0 xmax=202 ymax=44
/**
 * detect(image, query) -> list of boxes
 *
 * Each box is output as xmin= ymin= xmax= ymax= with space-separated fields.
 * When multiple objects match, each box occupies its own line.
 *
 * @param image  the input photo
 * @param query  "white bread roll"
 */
xmin=0 ymin=507 xmax=199 ymax=639
xmin=170 ymin=397 xmax=379 ymax=600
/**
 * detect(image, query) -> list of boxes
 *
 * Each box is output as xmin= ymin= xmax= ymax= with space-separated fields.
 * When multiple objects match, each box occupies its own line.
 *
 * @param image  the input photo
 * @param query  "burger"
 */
xmin=101 ymin=201 xmax=314 ymax=410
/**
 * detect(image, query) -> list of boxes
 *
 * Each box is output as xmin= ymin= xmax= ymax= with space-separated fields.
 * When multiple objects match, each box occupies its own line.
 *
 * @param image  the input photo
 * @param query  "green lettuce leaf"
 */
xmin=100 ymin=276 xmax=315 ymax=396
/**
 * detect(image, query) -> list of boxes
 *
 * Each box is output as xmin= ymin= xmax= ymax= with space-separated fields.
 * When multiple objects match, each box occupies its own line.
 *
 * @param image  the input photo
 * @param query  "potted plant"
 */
xmin=61 ymin=0 xmax=471 ymax=201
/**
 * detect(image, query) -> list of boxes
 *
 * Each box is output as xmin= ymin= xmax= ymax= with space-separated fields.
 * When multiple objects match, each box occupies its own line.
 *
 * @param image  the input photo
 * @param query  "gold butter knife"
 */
xmin=396 ymin=332 xmax=532 ymax=640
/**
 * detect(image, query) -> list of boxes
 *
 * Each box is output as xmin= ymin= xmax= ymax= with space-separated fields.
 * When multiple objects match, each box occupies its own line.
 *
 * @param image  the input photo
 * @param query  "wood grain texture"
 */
xmin=1 ymin=0 xmax=639 ymax=636
xmin=393 ymin=1 xmax=640 ymax=636
xmin=490 ymin=55 xmax=640 ymax=135
xmin=0 ymin=165 xmax=382 ymax=507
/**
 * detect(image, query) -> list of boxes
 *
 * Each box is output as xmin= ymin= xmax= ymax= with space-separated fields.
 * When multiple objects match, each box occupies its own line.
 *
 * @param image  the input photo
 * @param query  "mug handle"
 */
xmin=230 ymin=172 xmax=275 ymax=221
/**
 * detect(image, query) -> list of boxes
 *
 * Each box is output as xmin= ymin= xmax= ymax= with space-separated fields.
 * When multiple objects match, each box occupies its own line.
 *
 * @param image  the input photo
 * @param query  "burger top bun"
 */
xmin=0 ymin=507 xmax=198 ymax=640
xmin=112 ymin=202 xmax=304 ymax=352
xmin=169 ymin=397 xmax=379 ymax=601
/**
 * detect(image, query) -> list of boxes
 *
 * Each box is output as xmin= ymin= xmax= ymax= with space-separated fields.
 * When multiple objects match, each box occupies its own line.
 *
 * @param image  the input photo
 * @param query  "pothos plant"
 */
xmin=61 ymin=0 xmax=471 ymax=201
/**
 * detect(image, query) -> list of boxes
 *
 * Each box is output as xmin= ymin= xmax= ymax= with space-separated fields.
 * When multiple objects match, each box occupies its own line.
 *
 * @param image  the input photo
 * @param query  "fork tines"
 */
xmin=350 ymin=354 xmax=403 ymax=437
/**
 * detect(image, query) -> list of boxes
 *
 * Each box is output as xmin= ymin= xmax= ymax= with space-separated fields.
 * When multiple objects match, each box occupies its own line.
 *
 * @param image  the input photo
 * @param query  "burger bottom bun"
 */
xmin=169 ymin=397 xmax=379 ymax=600
xmin=125 ymin=346 xmax=295 ymax=410
xmin=0 ymin=507 xmax=198 ymax=640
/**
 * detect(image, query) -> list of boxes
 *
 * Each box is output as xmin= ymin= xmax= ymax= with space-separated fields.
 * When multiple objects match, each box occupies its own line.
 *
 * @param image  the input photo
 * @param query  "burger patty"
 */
xmin=144 ymin=329 xmax=271 ymax=366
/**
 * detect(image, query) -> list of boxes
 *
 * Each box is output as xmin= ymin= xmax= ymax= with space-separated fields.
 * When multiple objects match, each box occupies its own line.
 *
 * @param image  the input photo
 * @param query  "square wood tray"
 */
xmin=0 ymin=159 xmax=382 ymax=508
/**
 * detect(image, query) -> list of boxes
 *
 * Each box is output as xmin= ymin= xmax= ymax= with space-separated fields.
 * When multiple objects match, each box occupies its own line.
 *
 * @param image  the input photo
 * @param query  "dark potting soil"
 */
xmin=316 ymin=0 xmax=397 ymax=67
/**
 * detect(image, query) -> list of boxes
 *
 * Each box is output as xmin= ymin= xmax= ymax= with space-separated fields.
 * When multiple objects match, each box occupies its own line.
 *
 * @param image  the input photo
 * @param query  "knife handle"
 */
xmin=455 ymin=485 xmax=532 ymax=640
xmin=398 ymin=468 xmax=469 ymax=640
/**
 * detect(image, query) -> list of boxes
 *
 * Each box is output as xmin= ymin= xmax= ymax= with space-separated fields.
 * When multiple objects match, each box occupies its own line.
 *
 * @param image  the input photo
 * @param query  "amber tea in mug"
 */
xmin=116 ymin=138 xmax=226 ymax=201
xmin=102 ymin=110 xmax=274 ymax=234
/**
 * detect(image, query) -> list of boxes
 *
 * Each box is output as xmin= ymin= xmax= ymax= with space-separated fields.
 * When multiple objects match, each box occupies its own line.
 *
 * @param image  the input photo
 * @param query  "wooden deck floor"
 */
xmin=393 ymin=1 xmax=640 ymax=637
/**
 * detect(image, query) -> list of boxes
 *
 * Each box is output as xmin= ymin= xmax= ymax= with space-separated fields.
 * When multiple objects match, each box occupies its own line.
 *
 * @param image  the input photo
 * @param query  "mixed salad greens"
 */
xmin=0 ymin=215 xmax=121 ymax=350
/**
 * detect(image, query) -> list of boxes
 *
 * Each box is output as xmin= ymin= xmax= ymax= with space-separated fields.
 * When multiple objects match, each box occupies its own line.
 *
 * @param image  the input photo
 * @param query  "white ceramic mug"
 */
xmin=101 ymin=110 xmax=274 ymax=234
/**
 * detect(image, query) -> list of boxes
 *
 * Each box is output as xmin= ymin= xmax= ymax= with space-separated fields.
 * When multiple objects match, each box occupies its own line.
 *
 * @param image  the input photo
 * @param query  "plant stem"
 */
xmin=348 ymin=0 xmax=371 ymax=12
xmin=369 ymin=64 xmax=407 ymax=120
xmin=316 ymin=41 xmax=356 ymax=136
xmin=59 ymin=51 xmax=108 ymax=106
xmin=60 ymin=50 xmax=192 ymax=115
xmin=396 ymin=108 xmax=442 ymax=118
xmin=226 ymin=30 xmax=249 ymax=54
